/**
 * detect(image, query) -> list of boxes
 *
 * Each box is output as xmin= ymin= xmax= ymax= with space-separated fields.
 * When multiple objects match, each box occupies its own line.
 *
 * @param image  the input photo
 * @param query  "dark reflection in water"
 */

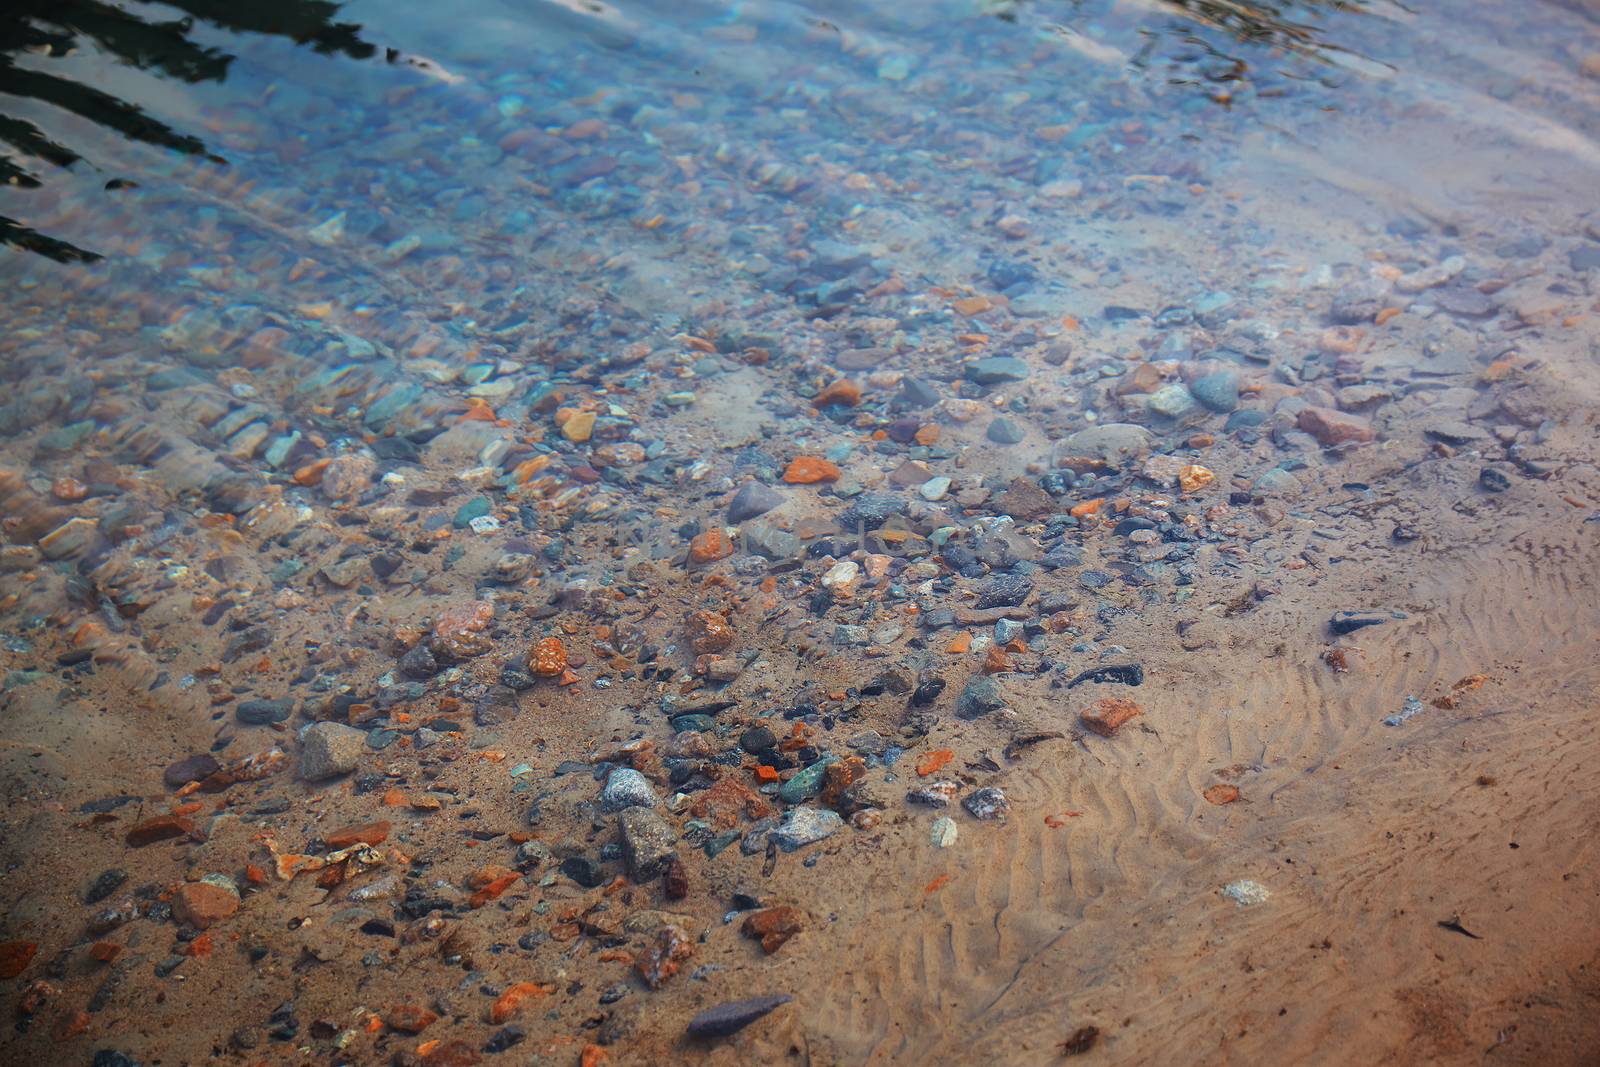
xmin=0 ymin=0 xmax=1390 ymax=262
xmin=1 ymin=0 xmax=376 ymax=261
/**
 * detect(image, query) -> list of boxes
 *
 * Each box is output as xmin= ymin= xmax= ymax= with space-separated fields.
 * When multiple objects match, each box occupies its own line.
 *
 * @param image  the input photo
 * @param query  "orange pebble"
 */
xmin=688 ymin=527 xmax=734 ymax=564
xmin=529 ymin=637 xmax=567 ymax=677
xmin=489 ymin=982 xmax=550 ymax=1024
xmin=814 ymin=379 xmax=862 ymax=407
xmin=292 ymin=457 xmax=330 ymax=486
xmin=915 ymin=749 xmax=955 ymax=777
xmin=783 ymin=456 xmax=841 ymax=484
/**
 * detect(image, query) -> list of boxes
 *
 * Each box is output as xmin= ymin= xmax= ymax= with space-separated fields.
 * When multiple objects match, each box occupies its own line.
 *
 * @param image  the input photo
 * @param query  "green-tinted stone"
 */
xmin=778 ymin=756 xmax=839 ymax=804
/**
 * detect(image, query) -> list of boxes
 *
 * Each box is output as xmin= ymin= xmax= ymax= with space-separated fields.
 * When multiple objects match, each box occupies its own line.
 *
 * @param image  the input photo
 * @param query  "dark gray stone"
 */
xmin=686 ymin=995 xmax=794 ymax=1038
xmin=237 ymin=698 xmax=293 ymax=725
xmin=975 ymin=573 xmax=1033 ymax=609
xmin=955 ymin=676 xmax=1007 ymax=720
xmin=986 ymin=417 xmax=1027 ymax=445
xmin=965 ymin=356 xmax=1030 ymax=385
xmin=1190 ymin=370 xmax=1240 ymax=413
xmin=727 ymin=481 xmax=786 ymax=523
xmin=838 ymin=493 xmax=906 ymax=532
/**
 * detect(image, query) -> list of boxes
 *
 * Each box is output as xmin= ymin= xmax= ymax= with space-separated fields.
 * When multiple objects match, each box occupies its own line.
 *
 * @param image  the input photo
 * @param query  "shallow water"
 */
xmin=2 ymin=1 xmax=1600 ymax=1064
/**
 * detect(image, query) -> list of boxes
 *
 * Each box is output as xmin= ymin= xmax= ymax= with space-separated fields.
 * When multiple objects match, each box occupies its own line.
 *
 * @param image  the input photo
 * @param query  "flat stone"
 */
xmin=298 ymin=722 xmax=366 ymax=781
xmin=1147 ymin=382 xmax=1198 ymax=419
xmin=727 ymin=482 xmax=786 ymax=523
xmin=600 ymin=767 xmax=659 ymax=812
xmin=888 ymin=460 xmax=934 ymax=486
xmin=1253 ymin=468 xmax=1302 ymax=497
xmin=1331 ymin=611 xmax=1388 ymax=635
xmin=236 ymin=698 xmax=293 ymax=725
xmin=1062 ymin=424 xmax=1152 ymax=462
xmin=778 ymin=758 xmax=838 ymax=804
xmin=1297 ymin=406 xmax=1375 ymax=446
xmin=965 ymin=356 xmax=1030 ymax=385
xmin=619 ymin=807 xmax=677 ymax=881
xmin=172 ymin=881 xmax=239 ymax=929
xmin=768 ymin=806 xmax=843 ymax=851
xmin=961 ymin=787 xmax=1010 ymax=820
xmin=837 ymin=493 xmax=905 ymax=532
xmin=686 ymin=995 xmax=794 ymax=1038
xmin=1422 ymin=419 xmax=1486 ymax=445
xmin=994 ymin=477 xmax=1053 ymax=519
xmin=1570 ymin=245 xmax=1600 ymax=272
xmin=955 ymin=676 xmax=1007 ymax=720
xmin=975 ymin=573 xmax=1033 ymax=609
xmin=163 ymin=754 xmax=219 ymax=788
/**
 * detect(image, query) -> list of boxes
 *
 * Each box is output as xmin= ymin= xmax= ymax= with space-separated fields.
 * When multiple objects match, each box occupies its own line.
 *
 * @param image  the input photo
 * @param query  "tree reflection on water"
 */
xmin=1 ymin=0 xmax=375 ymax=262
xmin=1 ymin=0 xmax=1384 ymax=262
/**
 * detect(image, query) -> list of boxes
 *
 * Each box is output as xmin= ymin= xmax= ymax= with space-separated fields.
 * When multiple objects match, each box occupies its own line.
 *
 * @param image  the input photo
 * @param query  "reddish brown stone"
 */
xmin=0 ymin=940 xmax=38 ymax=979
xmin=741 ymin=905 xmax=805 ymax=954
xmin=324 ymin=820 xmax=390 ymax=849
xmin=172 ymin=882 xmax=238 ymax=930
xmin=685 ymin=611 xmax=734 ymax=654
xmin=385 ymin=1005 xmax=440 ymax=1033
xmin=1297 ymin=405 xmax=1375 ymax=446
xmin=814 ymin=379 xmax=862 ymax=407
xmin=687 ymin=777 xmax=773 ymax=828
xmin=688 ymin=527 xmax=734 ymax=564
xmin=663 ymin=856 xmax=689 ymax=901
xmin=1080 ymin=697 xmax=1142 ymax=738
xmin=125 ymin=813 xmax=194 ymax=847
xmin=421 ymin=1039 xmax=483 ymax=1066
xmin=994 ymin=477 xmax=1054 ymax=520
xmin=635 ymin=924 xmax=693 ymax=988
xmin=782 ymin=456 xmax=841 ymax=484
xmin=489 ymin=981 xmax=550 ymax=1024
xmin=818 ymin=757 xmax=867 ymax=808
xmin=528 ymin=636 xmax=567 ymax=677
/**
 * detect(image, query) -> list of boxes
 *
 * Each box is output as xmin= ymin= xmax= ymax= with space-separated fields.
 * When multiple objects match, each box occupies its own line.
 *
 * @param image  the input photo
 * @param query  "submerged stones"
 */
xmin=962 ymin=787 xmax=1010 ymax=820
xmin=955 ymin=676 xmax=1007 ymax=719
xmin=686 ymin=994 xmax=793 ymax=1038
xmin=600 ymin=768 xmax=659 ymax=812
xmin=618 ymin=807 xmax=677 ymax=880
xmin=297 ymin=723 xmax=365 ymax=781
xmin=1080 ymin=697 xmax=1142 ymax=737
xmin=1297 ymin=406 xmax=1375 ymax=446
xmin=1062 ymin=423 xmax=1153 ymax=463
xmin=964 ymin=355 xmax=1030 ymax=385
xmin=237 ymin=698 xmax=293 ymax=725
xmin=727 ymin=481 xmax=785 ymax=522
xmin=768 ymin=807 xmax=842 ymax=851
